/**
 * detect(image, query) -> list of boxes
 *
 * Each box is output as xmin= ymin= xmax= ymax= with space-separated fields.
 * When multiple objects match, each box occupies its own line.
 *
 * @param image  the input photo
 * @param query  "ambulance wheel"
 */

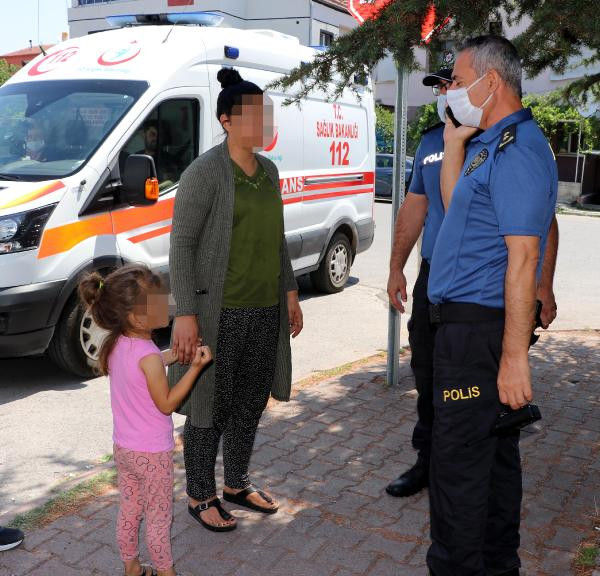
xmin=48 ymin=296 xmax=104 ymax=378
xmin=311 ymin=233 xmax=352 ymax=294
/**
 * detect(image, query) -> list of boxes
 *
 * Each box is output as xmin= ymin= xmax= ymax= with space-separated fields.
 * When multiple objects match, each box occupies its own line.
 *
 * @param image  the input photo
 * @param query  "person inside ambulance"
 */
xmin=136 ymin=120 xmax=177 ymax=185
xmin=23 ymin=122 xmax=51 ymax=162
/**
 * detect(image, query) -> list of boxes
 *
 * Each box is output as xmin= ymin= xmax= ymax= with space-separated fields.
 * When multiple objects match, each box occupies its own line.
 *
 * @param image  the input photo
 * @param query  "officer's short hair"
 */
xmin=459 ymin=35 xmax=522 ymax=97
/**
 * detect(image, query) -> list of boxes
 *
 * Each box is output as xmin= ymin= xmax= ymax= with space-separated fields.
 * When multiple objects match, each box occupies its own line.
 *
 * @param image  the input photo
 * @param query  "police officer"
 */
xmin=426 ymin=36 xmax=558 ymax=576
xmin=386 ymin=67 xmax=453 ymax=497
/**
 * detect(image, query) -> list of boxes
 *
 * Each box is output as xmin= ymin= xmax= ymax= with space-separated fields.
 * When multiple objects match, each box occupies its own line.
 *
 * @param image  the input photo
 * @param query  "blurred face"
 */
xmin=220 ymin=94 xmax=275 ymax=151
xmin=131 ymin=289 xmax=170 ymax=331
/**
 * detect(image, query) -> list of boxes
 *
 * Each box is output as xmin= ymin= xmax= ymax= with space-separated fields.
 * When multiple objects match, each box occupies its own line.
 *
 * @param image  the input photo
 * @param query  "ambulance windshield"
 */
xmin=0 ymin=79 xmax=147 ymax=181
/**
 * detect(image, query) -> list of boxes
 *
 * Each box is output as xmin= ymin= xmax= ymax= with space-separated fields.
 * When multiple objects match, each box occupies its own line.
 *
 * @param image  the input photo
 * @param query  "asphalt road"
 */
xmin=0 ymin=205 xmax=598 ymax=522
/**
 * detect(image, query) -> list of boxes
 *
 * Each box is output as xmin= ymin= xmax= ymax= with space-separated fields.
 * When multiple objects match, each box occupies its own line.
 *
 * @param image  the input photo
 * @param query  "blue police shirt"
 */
xmin=428 ymin=108 xmax=558 ymax=308
xmin=409 ymin=123 xmax=445 ymax=262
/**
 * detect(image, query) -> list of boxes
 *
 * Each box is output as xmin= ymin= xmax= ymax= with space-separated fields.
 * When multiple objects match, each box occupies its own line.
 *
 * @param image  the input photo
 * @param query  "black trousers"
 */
xmin=184 ymin=305 xmax=280 ymax=502
xmin=427 ymin=318 xmax=522 ymax=576
xmin=408 ymin=260 xmax=436 ymax=463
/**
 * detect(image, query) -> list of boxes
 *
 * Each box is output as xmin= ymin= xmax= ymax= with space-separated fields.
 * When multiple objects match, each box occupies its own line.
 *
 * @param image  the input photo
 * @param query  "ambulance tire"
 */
xmin=47 ymin=296 xmax=96 ymax=379
xmin=311 ymin=233 xmax=352 ymax=294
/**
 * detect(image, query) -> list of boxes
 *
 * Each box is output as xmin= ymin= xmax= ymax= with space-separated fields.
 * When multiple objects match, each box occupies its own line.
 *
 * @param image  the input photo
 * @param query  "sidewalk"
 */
xmin=1 ymin=330 xmax=599 ymax=576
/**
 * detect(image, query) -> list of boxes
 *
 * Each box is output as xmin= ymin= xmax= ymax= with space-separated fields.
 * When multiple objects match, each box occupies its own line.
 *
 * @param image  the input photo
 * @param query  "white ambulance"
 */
xmin=0 ymin=12 xmax=375 ymax=376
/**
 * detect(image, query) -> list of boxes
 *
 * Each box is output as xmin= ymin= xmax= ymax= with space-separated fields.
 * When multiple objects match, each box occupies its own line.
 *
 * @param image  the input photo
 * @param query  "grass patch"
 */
xmin=294 ymin=351 xmax=387 ymax=390
xmin=576 ymin=544 xmax=599 ymax=567
xmin=98 ymin=453 xmax=113 ymax=464
xmin=8 ymin=468 xmax=117 ymax=532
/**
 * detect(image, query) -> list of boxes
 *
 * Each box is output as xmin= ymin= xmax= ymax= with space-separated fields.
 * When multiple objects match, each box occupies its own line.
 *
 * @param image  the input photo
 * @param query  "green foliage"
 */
xmin=269 ymin=0 xmax=599 ymax=105
xmin=375 ymin=105 xmax=395 ymax=152
xmin=0 ymin=59 xmax=18 ymax=85
xmin=407 ymin=103 xmax=441 ymax=155
xmin=523 ymin=91 xmax=600 ymax=151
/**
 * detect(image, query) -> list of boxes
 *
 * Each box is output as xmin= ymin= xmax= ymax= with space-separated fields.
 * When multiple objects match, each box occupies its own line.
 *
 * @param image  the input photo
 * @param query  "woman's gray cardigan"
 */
xmin=168 ymin=139 xmax=298 ymax=428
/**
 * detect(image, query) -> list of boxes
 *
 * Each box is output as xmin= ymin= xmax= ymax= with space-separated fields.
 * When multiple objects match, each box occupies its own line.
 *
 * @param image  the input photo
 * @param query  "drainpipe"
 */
xmin=309 ymin=0 xmax=313 ymax=46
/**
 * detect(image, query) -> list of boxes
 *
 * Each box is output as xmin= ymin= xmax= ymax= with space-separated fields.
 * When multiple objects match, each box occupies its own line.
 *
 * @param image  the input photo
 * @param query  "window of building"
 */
xmin=319 ymin=31 xmax=334 ymax=47
xmin=489 ymin=20 xmax=503 ymax=36
xmin=427 ymin=40 xmax=456 ymax=72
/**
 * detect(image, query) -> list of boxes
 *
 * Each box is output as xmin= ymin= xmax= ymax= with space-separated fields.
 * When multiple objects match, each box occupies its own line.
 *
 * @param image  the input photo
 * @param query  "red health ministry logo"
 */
xmin=28 ymin=47 xmax=80 ymax=76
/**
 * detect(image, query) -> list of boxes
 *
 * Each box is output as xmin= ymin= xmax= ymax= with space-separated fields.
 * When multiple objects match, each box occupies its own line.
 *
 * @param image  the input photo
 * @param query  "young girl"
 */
xmin=79 ymin=264 xmax=211 ymax=576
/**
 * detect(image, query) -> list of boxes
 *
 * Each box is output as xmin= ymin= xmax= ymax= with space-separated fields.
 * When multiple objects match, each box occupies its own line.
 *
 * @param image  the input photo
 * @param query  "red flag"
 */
xmin=421 ymin=4 xmax=437 ymax=44
xmin=168 ymin=0 xmax=194 ymax=6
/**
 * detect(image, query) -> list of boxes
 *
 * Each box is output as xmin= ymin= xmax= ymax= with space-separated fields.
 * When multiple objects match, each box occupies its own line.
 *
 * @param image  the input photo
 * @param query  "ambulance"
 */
xmin=0 ymin=12 xmax=376 ymax=377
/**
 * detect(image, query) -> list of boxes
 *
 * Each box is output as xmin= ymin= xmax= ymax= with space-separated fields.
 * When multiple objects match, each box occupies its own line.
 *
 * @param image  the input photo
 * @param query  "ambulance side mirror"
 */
xmin=122 ymin=154 xmax=159 ymax=207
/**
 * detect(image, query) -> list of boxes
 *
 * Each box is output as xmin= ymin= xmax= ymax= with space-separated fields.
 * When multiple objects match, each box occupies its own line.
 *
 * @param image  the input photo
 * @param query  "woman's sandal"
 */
xmin=223 ymin=485 xmax=279 ymax=514
xmin=188 ymin=498 xmax=237 ymax=532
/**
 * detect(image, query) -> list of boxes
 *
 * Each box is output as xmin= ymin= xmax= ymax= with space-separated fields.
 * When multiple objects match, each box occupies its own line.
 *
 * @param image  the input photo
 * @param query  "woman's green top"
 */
xmin=222 ymin=160 xmax=283 ymax=308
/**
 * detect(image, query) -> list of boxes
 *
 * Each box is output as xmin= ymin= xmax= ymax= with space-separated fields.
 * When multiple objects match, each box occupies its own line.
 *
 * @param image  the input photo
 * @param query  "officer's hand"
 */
xmin=498 ymin=352 xmax=533 ymax=410
xmin=537 ymin=286 xmax=557 ymax=329
xmin=172 ymin=315 xmax=199 ymax=365
xmin=443 ymin=116 xmax=478 ymax=145
xmin=387 ymin=268 xmax=407 ymax=313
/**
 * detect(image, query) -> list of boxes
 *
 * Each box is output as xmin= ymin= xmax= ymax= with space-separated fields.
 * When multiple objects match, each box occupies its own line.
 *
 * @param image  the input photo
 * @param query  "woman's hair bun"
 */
xmin=217 ymin=68 xmax=243 ymax=89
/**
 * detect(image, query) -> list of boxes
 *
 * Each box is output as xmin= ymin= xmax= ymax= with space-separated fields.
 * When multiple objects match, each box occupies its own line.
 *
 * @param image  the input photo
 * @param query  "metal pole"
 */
xmin=387 ymin=64 xmax=409 ymax=386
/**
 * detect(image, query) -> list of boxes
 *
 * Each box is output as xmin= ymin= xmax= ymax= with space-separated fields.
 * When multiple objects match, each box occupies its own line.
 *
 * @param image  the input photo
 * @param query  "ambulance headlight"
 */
xmin=0 ymin=204 xmax=57 ymax=255
xmin=0 ymin=219 xmax=18 ymax=241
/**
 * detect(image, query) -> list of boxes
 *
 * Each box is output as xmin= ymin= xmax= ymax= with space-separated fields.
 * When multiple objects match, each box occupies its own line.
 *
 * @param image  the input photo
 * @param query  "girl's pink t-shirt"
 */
xmin=108 ymin=336 xmax=174 ymax=453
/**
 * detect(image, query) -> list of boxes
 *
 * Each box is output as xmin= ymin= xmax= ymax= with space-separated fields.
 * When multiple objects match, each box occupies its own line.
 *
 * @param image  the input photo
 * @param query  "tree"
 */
xmin=0 ymin=59 xmax=18 ymax=85
xmin=376 ymin=105 xmax=395 ymax=152
xmin=270 ymin=1 xmax=600 ymax=105
xmin=523 ymin=91 xmax=600 ymax=152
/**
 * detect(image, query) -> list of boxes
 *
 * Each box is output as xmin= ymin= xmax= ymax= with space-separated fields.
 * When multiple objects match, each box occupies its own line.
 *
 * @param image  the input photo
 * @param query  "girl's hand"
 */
xmin=191 ymin=345 xmax=212 ymax=369
xmin=287 ymin=291 xmax=303 ymax=338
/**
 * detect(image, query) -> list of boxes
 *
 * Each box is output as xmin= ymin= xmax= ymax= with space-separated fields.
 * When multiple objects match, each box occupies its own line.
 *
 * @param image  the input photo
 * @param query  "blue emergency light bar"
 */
xmin=106 ymin=11 xmax=224 ymax=28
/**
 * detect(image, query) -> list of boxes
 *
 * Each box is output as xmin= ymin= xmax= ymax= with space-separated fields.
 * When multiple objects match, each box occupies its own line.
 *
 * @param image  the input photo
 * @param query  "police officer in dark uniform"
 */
xmin=426 ymin=36 xmax=558 ymax=575
xmin=386 ymin=67 xmax=453 ymax=497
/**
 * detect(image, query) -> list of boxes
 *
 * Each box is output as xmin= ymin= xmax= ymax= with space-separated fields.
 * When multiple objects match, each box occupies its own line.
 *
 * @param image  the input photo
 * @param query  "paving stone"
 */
xmin=5 ymin=331 xmax=599 ymax=576
xmin=27 ymin=558 xmax=90 ymax=576
xmin=0 ymin=549 xmax=51 ymax=575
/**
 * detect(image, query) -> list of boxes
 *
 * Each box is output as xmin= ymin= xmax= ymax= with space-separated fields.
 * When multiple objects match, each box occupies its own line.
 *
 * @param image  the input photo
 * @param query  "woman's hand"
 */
xmin=172 ymin=315 xmax=199 ymax=365
xmin=287 ymin=291 xmax=303 ymax=338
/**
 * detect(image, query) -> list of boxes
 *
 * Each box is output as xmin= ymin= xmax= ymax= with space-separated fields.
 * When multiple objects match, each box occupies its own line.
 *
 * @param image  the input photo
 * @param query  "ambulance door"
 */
xmin=300 ymin=97 xmax=372 ymax=270
xmin=111 ymin=92 xmax=205 ymax=282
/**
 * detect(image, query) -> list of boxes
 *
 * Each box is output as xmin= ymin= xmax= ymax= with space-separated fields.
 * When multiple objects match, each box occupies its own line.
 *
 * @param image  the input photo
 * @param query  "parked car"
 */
xmin=375 ymin=153 xmax=413 ymax=200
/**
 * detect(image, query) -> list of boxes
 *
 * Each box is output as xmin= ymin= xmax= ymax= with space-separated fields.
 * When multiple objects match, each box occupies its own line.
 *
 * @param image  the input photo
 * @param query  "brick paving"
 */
xmin=1 ymin=330 xmax=599 ymax=576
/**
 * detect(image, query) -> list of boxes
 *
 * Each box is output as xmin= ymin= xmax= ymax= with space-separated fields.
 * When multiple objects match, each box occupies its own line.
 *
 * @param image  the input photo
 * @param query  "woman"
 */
xmin=168 ymin=68 xmax=303 ymax=532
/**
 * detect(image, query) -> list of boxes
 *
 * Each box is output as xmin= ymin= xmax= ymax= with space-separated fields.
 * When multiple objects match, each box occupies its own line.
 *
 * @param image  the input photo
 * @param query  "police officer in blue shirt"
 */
xmin=385 ymin=68 xmax=453 ymax=498
xmin=426 ymin=36 xmax=558 ymax=576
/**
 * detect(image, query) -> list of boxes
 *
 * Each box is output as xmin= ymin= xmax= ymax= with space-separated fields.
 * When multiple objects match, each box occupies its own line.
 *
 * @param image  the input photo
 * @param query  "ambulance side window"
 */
xmin=119 ymin=99 xmax=199 ymax=191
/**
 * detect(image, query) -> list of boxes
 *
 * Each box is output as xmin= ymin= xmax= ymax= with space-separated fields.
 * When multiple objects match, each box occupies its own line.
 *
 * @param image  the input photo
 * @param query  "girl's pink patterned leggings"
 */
xmin=114 ymin=444 xmax=174 ymax=571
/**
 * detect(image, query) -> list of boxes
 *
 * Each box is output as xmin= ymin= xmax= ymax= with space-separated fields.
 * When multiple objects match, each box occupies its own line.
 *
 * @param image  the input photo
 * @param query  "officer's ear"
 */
xmin=487 ymin=69 xmax=502 ymax=93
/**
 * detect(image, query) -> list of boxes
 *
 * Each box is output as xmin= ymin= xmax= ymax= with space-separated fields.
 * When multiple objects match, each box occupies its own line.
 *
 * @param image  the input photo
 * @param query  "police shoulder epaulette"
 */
xmin=497 ymin=123 xmax=517 ymax=153
xmin=421 ymin=121 xmax=445 ymax=136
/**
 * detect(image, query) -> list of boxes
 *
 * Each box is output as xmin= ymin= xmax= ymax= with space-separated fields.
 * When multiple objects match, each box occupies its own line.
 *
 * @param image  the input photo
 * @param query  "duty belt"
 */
xmin=429 ymin=302 xmax=505 ymax=325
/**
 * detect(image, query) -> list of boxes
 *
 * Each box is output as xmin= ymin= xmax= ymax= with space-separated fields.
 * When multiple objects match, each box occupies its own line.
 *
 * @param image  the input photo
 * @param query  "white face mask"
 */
xmin=26 ymin=140 xmax=44 ymax=154
xmin=446 ymin=74 xmax=494 ymax=128
xmin=436 ymin=94 xmax=447 ymax=124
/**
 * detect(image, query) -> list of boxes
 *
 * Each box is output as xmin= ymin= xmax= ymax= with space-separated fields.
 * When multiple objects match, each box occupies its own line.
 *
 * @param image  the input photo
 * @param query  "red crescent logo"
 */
xmin=264 ymin=131 xmax=279 ymax=152
xmin=28 ymin=47 xmax=80 ymax=76
xmin=98 ymin=42 xmax=141 ymax=66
